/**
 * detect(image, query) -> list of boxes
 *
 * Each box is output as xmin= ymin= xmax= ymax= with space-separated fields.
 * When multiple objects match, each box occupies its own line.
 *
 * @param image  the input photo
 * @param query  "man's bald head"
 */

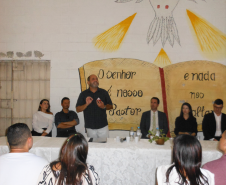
xmin=87 ymin=74 xmax=97 ymax=81
xmin=87 ymin=74 xmax=99 ymax=88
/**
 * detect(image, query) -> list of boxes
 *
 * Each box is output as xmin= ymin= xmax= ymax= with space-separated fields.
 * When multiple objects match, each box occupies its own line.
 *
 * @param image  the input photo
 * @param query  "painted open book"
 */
xmin=79 ymin=59 xmax=226 ymax=134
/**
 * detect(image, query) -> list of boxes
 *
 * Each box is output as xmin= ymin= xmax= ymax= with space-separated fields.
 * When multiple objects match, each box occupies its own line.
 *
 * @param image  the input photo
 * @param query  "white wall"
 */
xmin=0 ymin=0 xmax=225 ymax=137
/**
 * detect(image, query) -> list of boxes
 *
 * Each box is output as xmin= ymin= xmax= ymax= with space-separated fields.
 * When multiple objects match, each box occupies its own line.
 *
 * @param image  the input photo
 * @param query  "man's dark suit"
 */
xmin=140 ymin=110 xmax=169 ymax=139
xmin=202 ymin=112 xmax=226 ymax=140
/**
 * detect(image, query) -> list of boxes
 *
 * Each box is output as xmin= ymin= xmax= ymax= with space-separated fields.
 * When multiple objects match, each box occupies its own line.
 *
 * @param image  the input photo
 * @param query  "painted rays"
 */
xmin=93 ymin=13 xmax=136 ymax=52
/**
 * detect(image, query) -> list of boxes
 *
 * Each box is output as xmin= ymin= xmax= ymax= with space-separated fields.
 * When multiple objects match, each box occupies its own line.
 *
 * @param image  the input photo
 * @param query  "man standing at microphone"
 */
xmin=76 ymin=74 xmax=113 ymax=138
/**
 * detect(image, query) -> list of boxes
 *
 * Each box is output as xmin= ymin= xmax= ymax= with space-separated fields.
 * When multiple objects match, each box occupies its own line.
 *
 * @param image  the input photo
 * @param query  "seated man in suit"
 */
xmin=202 ymin=99 xmax=226 ymax=141
xmin=140 ymin=97 xmax=168 ymax=139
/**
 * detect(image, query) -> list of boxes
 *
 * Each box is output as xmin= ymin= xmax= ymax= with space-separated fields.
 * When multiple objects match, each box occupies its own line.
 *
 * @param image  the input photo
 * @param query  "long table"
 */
xmin=0 ymin=137 xmax=223 ymax=185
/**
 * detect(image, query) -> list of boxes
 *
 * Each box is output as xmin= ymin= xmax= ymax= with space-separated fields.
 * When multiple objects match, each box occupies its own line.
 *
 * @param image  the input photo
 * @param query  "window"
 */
xmin=0 ymin=60 xmax=50 ymax=136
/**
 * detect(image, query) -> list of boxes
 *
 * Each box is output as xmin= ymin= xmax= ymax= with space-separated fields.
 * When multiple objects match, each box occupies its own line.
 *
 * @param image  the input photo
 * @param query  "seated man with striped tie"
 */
xmin=140 ymin=97 xmax=169 ymax=139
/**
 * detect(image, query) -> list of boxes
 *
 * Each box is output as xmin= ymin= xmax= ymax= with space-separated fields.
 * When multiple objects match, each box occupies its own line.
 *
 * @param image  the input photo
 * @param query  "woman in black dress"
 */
xmin=174 ymin=102 xmax=197 ymax=136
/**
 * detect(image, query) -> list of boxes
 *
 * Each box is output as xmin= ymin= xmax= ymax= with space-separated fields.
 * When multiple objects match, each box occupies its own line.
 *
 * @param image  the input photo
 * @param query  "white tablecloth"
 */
xmin=0 ymin=137 xmax=223 ymax=185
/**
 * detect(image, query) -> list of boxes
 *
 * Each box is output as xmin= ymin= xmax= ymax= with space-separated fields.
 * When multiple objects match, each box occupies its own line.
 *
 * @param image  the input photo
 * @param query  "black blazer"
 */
xmin=174 ymin=116 xmax=197 ymax=136
xmin=140 ymin=110 xmax=169 ymax=139
xmin=202 ymin=112 xmax=226 ymax=140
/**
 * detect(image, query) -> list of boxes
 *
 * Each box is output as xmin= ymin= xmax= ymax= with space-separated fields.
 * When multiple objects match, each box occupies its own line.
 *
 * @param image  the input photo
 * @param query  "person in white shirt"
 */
xmin=202 ymin=99 xmax=226 ymax=141
xmin=32 ymin=99 xmax=54 ymax=137
xmin=37 ymin=133 xmax=100 ymax=185
xmin=0 ymin=123 xmax=48 ymax=185
xmin=157 ymin=134 xmax=215 ymax=185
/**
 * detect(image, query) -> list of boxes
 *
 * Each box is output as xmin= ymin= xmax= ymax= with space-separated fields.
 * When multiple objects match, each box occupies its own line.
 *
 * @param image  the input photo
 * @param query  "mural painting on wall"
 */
xmin=145 ymin=0 xmax=180 ymax=47
xmin=0 ymin=51 xmax=44 ymax=59
xmin=113 ymin=0 xmax=204 ymax=47
xmin=93 ymin=13 xmax=136 ymax=52
xmin=79 ymin=59 xmax=226 ymax=133
xmin=154 ymin=48 xmax=172 ymax=68
xmin=93 ymin=0 xmax=226 ymax=63
xmin=187 ymin=10 xmax=226 ymax=60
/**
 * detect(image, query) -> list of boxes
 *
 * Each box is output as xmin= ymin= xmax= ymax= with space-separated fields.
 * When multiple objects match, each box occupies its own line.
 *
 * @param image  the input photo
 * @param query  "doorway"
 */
xmin=0 ymin=60 xmax=50 ymax=136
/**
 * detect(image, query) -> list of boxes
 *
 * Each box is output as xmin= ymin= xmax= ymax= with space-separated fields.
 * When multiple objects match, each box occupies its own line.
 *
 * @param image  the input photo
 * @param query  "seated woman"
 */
xmin=32 ymin=99 xmax=54 ymax=137
xmin=37 ymin=133 xmax=99 ymax=185
xmin=157 ymin=134 xmax=214 ymax=185
xmin=174 ymin=102 xmax=197 ymax=136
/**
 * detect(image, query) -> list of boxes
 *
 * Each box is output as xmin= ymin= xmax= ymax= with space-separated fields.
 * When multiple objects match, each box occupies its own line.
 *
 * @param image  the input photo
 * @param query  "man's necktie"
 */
xmin=153 ymin=112 xmax=156 ymax=130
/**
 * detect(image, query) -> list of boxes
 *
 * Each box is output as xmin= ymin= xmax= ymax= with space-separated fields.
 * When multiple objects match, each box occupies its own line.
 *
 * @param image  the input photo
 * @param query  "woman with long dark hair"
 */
xmin=157 ymin=135 xmax=214 ymax=185
xmin=37 ymin=133 xmax=99 ymax=185
xmin=32 ymin=99 xmax=54 ymax=137
xmin=174 ymin=102 xmax=197 ymax=136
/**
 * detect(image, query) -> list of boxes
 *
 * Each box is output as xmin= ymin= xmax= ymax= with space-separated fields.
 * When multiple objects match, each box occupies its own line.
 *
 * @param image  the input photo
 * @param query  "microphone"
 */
xmin=120 ymin=137 xmax=126 ymax=143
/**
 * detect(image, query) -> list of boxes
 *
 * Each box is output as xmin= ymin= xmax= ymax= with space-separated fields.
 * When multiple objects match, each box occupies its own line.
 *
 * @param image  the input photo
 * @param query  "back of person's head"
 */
xmin=7 ymin=123 xmax=31 ymax=149
xmin=179 ymin=102 xmax=194 ymax=118
xmin=166 ymin=135 xmax=209 ymax=185
xmin=214 ymin=99 xmax=223 ymax=105
xmin=51 ymin=133 xmax=90 ymax=185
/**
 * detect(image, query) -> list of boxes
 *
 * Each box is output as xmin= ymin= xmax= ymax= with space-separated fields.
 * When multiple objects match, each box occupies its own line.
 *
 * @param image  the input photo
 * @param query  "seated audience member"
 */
xmin=203 ymin=130 xmax=226 ymax=185
xmin=157 ymin=135 xmax=214 ymax=185
xmin=32 ymin=99 xmax=54 ymax=137
xmin=140 ymin=97 xmax=168 ymax=138
xmin=174 ymin=102 xmax=197 ymax=136
xmin=37 ymin=133 xmax=99 ymax=185
xmin=0 ymin=123 xmax=48 ymax=185
xmin=55 ymin=97 xmax=79 ymax=137
xmin=202 ymin=99 xmax=226 ymax=141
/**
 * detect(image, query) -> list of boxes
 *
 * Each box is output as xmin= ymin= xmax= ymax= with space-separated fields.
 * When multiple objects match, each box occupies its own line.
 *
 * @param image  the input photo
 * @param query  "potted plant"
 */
xmin=148 ymin=129 xmax=169 ymax=145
